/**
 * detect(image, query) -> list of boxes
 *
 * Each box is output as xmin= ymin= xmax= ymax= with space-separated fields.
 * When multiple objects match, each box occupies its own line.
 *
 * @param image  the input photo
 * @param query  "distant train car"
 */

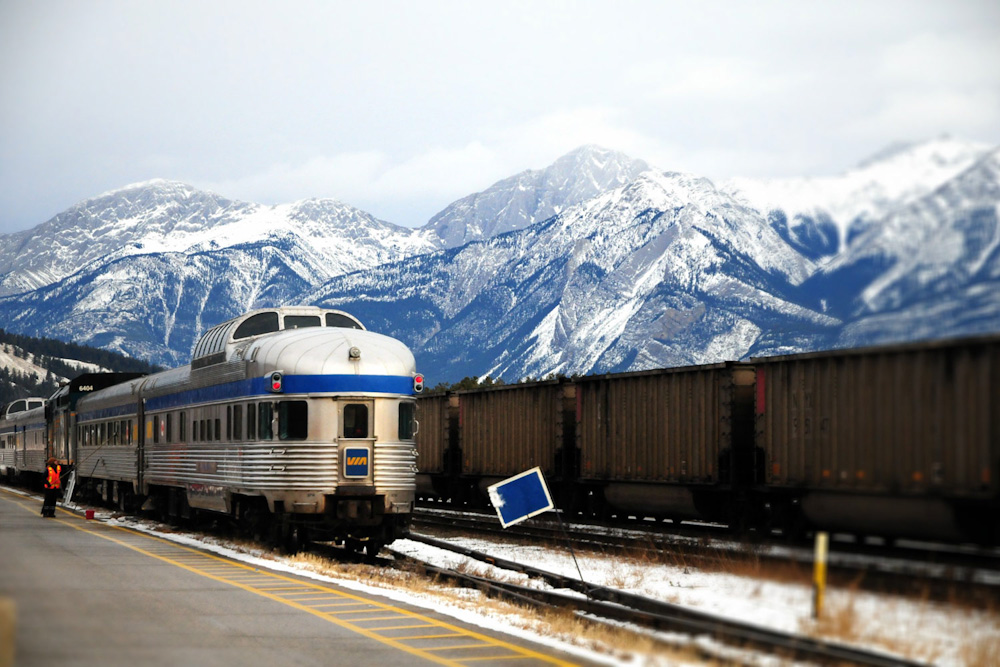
xmin=574 ymin=363 xmax=757 ymax=523
xmin=47 ymin=373 xmax=147 ymax=470
xmin=416 ymin=334 xmax=1000 ymax=544
xmin=0 ymin=397 xmax=47 ymax=480
xmin=417 ymin=380 xmax=576 ymax=505
xmin=71 ymin=306 xmax=422 ymax=553
xmin=413 ymin=392 xmax=456 ymax=497
xmin=751 ymin=335 xmax=1000 ymax=542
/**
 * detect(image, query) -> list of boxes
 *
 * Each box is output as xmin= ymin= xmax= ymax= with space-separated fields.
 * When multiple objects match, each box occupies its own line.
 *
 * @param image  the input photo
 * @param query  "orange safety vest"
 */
xmin=45 ymin=464 xmax=61 ymax=490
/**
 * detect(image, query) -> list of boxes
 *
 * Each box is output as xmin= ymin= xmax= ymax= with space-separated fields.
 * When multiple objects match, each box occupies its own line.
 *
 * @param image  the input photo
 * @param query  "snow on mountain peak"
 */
xmin=423 ymin=145 xmax=651 ymax=248
xmin=723 ymin=137 xmax=995 ymax=252
xmin=0 ymin=181 xmax=435 ymax=297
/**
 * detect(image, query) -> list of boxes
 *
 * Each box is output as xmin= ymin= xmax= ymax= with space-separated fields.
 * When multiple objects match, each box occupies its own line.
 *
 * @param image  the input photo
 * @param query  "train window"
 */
xmin=180 ymin=413 xmax=186 ymax=442
xmin=153 ymin=416 xmax=160 ymax=444
xmin=233 ymin=405 xmax=242 ymax=440
xmin=234 ymin=312 xmax=279 ymax=340
xmin=278 ymin=401 xmax=308 ymax=440
xmin=215 ymin=418 xmax=221 ymax=441
xmin=343 ymin=404 xmax=368 ymax=439
xmin=325 ymin=313 xmax=363 ymax=330
xmin=285 ymin=315 xmax=321 ymax=329
xmin=399 ymin=402 xmax=416 ymax=440
xmin=166 ymin=414 xmax=172 ymax=443
xmin=258 ymin=403 xmax=274 ymax=440
xmin=226 ymin=406 xmax=232 ymax=440
xmin=247 ymin=404 xmax=256 ymax=440
xmin=192 ymin=419 xmax=199 ymax=442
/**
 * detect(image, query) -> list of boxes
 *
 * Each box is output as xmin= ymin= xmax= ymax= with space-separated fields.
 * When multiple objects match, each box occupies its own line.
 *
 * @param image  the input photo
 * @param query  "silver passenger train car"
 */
xmin=70 ymin=306 xmax=423 ymax=552
xmin=0 ymin=397 xmax=48 ymax=480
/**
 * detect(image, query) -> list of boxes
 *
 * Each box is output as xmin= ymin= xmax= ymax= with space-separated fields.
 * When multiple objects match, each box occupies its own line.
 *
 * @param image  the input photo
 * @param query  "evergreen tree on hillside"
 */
xmin=0 ymin=330 xmax=162 ymax=406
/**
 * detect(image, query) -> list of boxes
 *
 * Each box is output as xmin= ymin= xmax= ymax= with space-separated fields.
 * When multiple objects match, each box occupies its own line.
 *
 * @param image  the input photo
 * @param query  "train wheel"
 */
xmin=365 ymin=540 xmax=383 ymax=560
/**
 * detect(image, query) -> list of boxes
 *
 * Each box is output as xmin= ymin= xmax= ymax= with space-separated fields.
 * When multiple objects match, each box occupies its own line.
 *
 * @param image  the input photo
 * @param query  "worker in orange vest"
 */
xmin=42 ymin=457 xmax=61 ymax=517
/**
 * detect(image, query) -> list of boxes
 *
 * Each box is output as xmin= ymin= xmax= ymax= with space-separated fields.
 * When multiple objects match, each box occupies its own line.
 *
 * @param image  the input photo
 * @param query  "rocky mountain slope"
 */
xmin=309 ymin=170 xmax=837 ymax=379
xmin=0 ymin=179 xmax=435 ymax=297
xmin=1 ymin=140 xmax=997 ymax=382
xmin=425 ymin=145 xmax=650 ymax=248
xmin=723 ymin=137 xmax=992 ymax=260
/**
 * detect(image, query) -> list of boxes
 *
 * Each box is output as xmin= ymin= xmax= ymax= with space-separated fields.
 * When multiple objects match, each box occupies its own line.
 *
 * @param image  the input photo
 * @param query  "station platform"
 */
xmin=0 ymin=487 xmax=585 ymax=666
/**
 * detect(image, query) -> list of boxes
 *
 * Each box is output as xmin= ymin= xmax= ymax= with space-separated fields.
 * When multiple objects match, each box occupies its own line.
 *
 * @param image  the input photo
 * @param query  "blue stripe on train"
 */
xmin=78 ymin=374 xmax=415 ymax=421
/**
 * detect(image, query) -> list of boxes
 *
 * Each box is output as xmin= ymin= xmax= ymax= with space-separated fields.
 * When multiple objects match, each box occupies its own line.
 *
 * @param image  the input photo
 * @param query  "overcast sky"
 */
xmin=1 ymin=1 xmax=998 ymax=234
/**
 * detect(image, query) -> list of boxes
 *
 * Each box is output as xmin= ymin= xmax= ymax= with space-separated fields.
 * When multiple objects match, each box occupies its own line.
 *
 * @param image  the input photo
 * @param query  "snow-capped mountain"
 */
xmin=309 ymin=170 xmax=836 ymax=380
xmin=804 ymin=147 xmax=1000 ymax=346
xmin=0 ymin=179 xmax=435 ymax=297
xmin=1 ymin=140 xmax=998 ymax=381
xmin=0 ymin=234 xmax=358 ymax=366
xmin=724 ymin=137 xmax=993 ymax=259
xmin=424 ymin=145 xmax=650 ymax=248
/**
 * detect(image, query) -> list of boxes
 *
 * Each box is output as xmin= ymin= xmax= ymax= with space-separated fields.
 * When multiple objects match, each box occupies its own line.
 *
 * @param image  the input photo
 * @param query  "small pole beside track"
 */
xmin=488 ymin=468 xmax=592 ymax=599
xmin=813 ymin=531 xmax=828 ymax=619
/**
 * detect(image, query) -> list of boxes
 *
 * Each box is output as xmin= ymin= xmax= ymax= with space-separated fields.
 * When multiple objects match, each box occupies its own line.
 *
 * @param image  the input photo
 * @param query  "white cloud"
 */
xmin=627 ymin=57 xmax=797 ymax=102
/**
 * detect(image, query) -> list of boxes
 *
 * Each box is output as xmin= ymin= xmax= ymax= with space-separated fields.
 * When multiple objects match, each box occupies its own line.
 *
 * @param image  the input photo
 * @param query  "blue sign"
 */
xmin=487 ymin=467 xmax=554 ymax=528
xmin=344 ymin=447 xmax=369 ymax=477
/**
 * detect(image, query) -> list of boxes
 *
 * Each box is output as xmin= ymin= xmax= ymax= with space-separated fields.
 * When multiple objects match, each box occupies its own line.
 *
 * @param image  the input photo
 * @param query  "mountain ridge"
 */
xmin=1 ymin=138 xmax=997 ymax=383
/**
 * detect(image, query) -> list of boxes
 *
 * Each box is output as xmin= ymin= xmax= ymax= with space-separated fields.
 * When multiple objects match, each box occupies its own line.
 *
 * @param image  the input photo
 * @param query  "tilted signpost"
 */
xmin=486 ymin=467 xmax=554 ymax=528
xmin=487 ymin=467 xmax=589 ymax=597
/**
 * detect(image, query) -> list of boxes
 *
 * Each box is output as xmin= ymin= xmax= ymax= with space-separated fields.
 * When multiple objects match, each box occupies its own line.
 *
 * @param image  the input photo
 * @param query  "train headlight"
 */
xmin=268 ymin=371 xmax=283 ymax=393
xmin=413 ymin=374 xmax=424 ymax=393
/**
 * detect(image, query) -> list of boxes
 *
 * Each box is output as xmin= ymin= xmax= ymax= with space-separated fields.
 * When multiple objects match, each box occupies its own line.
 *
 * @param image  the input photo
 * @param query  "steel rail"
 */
xmin=397 ymin=532 xmax=927 ymax=667
xmin=414 ymin=508 xmax=1000 ymax=596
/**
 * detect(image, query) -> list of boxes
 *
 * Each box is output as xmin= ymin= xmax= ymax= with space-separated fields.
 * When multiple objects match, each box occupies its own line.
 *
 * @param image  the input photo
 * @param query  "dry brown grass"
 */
xmin=960 ymin=634 xmax=1000 ymax=667
xmin=283 ymin=547 xmax=748 ymax=664
xmin=799 ymin=579 xmax=1000 ymax=666
xmin=231 ymin=527 xmax=1000 ymax=665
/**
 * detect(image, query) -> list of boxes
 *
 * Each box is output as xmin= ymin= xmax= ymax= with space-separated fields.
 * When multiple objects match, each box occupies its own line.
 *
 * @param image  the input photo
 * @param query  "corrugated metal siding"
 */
xmin=415 ymin=394 xmax=452 ymax=475
xmin=144 ymin=442 xmax=339 ymax=490
xmin=756 ymin=339 xmax=999 ymax=497
xmin=76 ymin=446 xmax=139 ymax=482
xmin=373 ymin=442 xmax=417 ymax=492
xmin=17 ymin=449 xmax=46 ymax=473
xmin=460 ymin=382 xmax=564 ymax=476
xmin=577 ymin=366 xmax=730 ymax=483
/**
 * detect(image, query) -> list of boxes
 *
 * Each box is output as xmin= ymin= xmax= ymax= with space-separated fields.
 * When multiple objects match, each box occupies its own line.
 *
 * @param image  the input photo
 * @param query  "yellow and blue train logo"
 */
xmin=344 ymin=447 xmax=369 ymax=477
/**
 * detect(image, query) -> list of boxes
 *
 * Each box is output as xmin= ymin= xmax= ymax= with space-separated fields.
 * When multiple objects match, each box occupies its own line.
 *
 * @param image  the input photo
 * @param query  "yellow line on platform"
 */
xmin=0 ymin=488 xmax=575 ymax=666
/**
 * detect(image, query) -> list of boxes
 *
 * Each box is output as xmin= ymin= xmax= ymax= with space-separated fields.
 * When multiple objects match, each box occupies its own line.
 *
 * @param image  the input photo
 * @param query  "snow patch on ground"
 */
xmin=49 ymin=499 xmax=996 ymax=667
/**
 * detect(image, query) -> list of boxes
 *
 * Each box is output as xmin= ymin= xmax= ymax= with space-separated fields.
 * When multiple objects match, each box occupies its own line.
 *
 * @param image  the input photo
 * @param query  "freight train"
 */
xmin=0 ymin=306 xmax=424 ymax=554
xmin=415 ymin=335 xmax=1000 ymax=544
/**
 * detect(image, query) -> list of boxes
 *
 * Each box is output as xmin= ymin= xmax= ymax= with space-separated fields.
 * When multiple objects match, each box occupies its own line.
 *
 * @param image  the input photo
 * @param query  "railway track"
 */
xmin=389 ymin=531 xmax=926 ymax=666
xmin=15 ymin=482 xmax=965 ymax=665
xmin=413 ymin=506 xmax=1000 ymax=604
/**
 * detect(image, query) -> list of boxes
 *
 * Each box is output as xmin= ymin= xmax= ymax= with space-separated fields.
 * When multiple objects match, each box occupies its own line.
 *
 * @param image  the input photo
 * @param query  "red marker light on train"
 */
xmin=413 ymin=374 xmax=424 ymax=393
xmin=269 ymin=372 xmax=283 ymax=393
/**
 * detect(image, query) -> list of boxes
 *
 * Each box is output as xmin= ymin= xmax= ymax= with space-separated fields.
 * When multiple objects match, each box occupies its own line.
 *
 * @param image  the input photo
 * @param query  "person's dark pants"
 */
xmin=42 ymin=488 xmax=59 ymax=517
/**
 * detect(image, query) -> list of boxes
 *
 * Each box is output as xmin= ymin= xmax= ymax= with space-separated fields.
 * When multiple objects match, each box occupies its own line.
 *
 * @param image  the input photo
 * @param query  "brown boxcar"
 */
xmin=575 ymin=363 xmax=756 ymax=522
xmin=752 ymin=335 xmax=1000 ymax=542
xmin=413 ymin=392 xmax=456 ymax=496
xmin=457 ymin=380 xmax=575 ymax=501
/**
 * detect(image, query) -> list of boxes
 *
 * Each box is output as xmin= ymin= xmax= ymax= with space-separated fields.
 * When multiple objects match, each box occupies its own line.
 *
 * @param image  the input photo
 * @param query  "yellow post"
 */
xmin=813 ymin=531 xmax=828 ymax=619
xmin=0 ymin=596 xmax=15 ymax=667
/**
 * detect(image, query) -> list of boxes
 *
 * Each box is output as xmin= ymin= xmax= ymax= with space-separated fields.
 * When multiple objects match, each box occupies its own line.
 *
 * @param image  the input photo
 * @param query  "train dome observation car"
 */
xmin=75 ymin=306 xmax=422 ymax=552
